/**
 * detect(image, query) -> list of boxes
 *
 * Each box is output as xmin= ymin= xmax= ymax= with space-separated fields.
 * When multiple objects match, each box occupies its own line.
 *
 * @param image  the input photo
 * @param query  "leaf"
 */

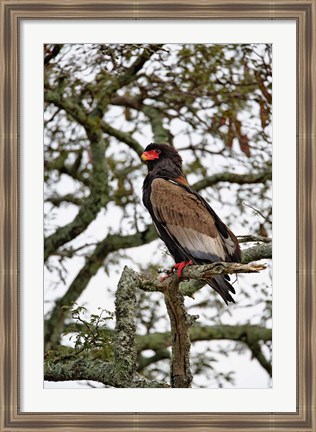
xmin=234 ymin=119 xmax=251 ymax=157
xmin=239 ymin=134 xmax=251 ymax=158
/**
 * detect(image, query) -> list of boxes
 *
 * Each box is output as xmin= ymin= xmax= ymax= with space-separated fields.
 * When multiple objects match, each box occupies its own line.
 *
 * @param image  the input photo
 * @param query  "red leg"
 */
xmin=173 ymin=260 xmax=193 ymax=277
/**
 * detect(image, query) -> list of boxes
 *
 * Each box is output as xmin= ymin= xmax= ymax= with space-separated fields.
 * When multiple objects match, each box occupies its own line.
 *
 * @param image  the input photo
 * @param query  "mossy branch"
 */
xmin=114 ymin=267 xmax=138 ymax=386
xmin=192 ymin=168 xmax=272 ymax=191
xmin=44 ymin=358 xmax=169 ymax=388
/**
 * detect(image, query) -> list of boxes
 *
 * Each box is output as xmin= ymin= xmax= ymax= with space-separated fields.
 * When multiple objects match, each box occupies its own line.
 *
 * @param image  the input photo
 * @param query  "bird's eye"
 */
xmin=155 ymin=149 xmax=161 ymax=154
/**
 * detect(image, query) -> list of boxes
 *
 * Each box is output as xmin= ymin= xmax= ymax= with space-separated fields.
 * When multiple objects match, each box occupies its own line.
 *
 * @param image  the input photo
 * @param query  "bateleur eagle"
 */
xmin=141 ymin=143 xmax=241 ymax=305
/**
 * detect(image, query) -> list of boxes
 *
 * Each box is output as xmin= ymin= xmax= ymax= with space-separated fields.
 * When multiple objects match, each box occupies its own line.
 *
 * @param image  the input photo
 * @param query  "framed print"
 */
xmin=1 ymin=0 xmax=315 ymax=431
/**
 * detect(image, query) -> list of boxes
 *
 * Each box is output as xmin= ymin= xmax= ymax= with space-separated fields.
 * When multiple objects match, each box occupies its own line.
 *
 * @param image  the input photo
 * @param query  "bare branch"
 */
xmin=242 ymin=201 xmax=272 ymax=224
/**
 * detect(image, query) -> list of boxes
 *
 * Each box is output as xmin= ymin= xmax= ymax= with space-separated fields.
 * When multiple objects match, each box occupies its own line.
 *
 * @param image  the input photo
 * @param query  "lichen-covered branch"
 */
xmin=241 ymin=243 xmax=272 ymax=264
xmin=44 ymin=358 xmax=169 ymax=388
xmin=136 ymin=324 xmax=272 ymax=377
xmin=136 ymin=260 xmax=266 ymax=296
xmin=45 ymin=358 xmax=115 ymax=384
xmin=114 ymin=267 xmax=138 ymax=386
xmin=135 ymin=239 xmax=271 ymax=294
xmin=136 ymin=324 xmax=271 ymax=352
xmin=192 ymin=168 xmax=271 ymax=191
xmin=100 ymin=119 xmax=143 ymax=155
xmin=247 ymin=341 xmax=272 ymax=377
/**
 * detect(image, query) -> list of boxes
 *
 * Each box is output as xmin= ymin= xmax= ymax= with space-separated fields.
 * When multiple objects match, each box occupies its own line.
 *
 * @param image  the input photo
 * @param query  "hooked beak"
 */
xmin=141 ymin=150 xmax=160 ymax=161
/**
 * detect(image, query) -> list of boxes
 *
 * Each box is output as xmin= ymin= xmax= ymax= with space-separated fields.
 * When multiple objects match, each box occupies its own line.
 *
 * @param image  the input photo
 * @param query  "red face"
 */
xmin=141 ymin=149 xmax=161 ymax=161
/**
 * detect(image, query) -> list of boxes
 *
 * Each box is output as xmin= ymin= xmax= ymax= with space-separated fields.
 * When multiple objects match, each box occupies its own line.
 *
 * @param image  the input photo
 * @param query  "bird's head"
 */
xmin=141 ymin=143 xmax=183 ymax=171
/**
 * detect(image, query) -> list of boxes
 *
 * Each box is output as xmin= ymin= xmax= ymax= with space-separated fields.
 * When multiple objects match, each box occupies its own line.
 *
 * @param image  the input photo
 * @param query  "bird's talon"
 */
xmin=173 ymin=260 xmax=193 ymax=277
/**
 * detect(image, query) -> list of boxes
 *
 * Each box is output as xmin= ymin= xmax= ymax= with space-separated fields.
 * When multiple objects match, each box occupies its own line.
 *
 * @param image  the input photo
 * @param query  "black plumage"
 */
xmin=141 ymin=143 xmax=241 ymax=304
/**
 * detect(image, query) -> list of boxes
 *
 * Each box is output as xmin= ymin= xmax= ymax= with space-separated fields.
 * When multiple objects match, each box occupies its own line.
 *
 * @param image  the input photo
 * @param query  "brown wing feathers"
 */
xmin=150 ymin=178 xmax=227 ymax=262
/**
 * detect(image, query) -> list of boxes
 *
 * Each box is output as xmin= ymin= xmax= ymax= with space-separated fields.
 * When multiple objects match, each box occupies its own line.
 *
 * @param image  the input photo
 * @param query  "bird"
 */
xmin=141 ymin=143 xmax=241 ymax=304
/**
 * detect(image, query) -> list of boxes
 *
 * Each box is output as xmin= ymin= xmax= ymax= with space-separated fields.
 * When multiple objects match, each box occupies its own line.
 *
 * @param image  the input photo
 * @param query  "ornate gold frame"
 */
xmin=1 ymin=1 xmax=315 ymax=430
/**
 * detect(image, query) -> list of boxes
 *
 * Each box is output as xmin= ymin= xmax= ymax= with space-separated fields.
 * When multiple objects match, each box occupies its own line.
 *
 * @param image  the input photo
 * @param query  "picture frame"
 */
xmin=1 ymin=0 xmax=315 ymax=430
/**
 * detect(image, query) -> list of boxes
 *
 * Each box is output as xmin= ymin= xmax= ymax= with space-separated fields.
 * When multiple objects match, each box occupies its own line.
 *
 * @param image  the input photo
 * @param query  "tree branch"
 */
xmin=178 ymin=261 xmax=266 ymax=280
xmin=162 ymin=275 xmax=196 ymax=388
xmin=60 ymin=322 xmax=272 ymax=378
xmin=247 ymin=341 xmax=272 ymax=377
xmin=142 ymin=104 xmax=171 ymax=143
xmin=92 ymin=45 xmax=163 ymax=118
xmin=241 ymin=243 xmax=272 ymax=264
xmin=114 ymin=267 xmax=138 ymax=386
xmin=137 ymin=324 xmax=271 ymax=351
xmin=100 ymin=119 xmax=143 ymax=155
xmin=62 ymin=322 xmax=271 ymax=355
xmin=192 ymin=169 xmax=271 ymax=191
xmin=44 ymin=358 xmax=169 ymax=388
xmin=44 ymin=44 xmax=62 ymax=66
xmin=45 ymin=88 xmax=89 ymax=126
xmin=46 ymin=193 xmax=82 ymax=207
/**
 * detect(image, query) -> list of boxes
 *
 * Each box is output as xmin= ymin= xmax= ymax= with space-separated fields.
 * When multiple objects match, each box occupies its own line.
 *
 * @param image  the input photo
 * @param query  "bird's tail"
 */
xmin=208 ymin=275 xmax=236 ymax=305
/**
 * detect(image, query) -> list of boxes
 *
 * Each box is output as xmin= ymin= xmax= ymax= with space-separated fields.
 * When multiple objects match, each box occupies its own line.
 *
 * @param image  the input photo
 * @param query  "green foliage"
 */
xmin=62 ymin=303 xmax=114 ymax=360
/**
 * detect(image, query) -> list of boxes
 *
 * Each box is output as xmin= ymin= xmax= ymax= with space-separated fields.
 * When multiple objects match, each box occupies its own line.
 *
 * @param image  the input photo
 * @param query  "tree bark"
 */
xmin=163 ymin=277 xmax=197 ymax=388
